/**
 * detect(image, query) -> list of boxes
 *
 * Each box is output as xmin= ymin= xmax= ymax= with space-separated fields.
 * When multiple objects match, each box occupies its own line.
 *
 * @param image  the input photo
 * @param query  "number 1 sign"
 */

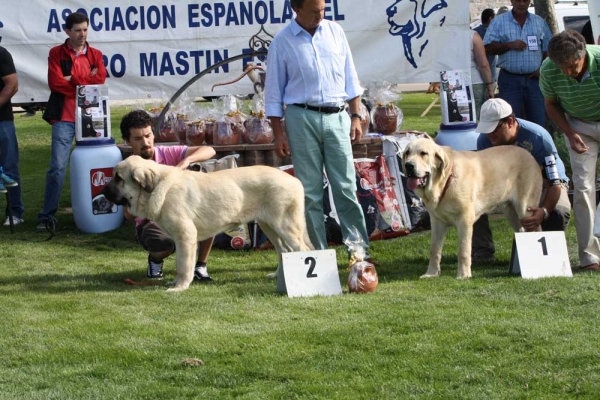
xmin=277 ymin=249 xmax=342 ymax=297
xmin=509 ymin=231 xmax=572 ymax=278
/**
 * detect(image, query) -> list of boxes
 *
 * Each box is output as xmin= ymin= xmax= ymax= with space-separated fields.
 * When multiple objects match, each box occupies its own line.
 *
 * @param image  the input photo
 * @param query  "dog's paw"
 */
xmin=166 ymin=285 xmax=189 ymax=292
xmin=165 ymin=279 xmax=192 ymax=292
xmin=420 ymin=268 xmax=440 ymax=278
xmin=265 ymin=271 xmax=278 ymax=279
xmin=455 ymin=274 xmax=472 ymax=279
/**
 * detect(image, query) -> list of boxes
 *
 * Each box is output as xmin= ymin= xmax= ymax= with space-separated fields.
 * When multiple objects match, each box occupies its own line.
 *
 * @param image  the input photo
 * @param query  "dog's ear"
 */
xmin=131 ymin=167 xmax=156 ymax=193
xmin=434 ymin=147 xmax=451 ymax=176
xmin=401 ymin=150 xmax=408 ymax=172
xmin=401 ymin=146 xmax=411 ymax=171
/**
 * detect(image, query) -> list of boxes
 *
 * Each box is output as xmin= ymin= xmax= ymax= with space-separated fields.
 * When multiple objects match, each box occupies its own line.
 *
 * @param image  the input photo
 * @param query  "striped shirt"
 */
xmin=484 ymin=11 xmax=552 ymax=74
xmin=540 ymin=46 xmax=600 ymax=122
xmin=265 ymin=18 xmax=362 ymax=118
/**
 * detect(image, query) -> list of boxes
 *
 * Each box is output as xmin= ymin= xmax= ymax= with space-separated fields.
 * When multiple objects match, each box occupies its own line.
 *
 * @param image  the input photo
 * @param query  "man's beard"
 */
xmin=140 ymin=147 xmax=153 ymax=159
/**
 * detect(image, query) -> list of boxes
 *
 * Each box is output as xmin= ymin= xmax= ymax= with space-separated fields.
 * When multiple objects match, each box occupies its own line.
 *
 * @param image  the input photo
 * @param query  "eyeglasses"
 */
xmin=487 ymin=120 xmax=506 ymax=135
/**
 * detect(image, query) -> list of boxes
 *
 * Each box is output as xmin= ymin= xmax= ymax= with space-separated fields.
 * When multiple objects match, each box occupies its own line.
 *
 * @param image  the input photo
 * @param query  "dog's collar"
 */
xmin=439 ymin=170 xmax=454 ymax=201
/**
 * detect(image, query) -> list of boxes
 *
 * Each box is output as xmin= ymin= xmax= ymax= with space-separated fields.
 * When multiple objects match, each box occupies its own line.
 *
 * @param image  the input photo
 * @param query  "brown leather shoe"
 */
xmin=581 ymin=263 xmax=600 ymax=271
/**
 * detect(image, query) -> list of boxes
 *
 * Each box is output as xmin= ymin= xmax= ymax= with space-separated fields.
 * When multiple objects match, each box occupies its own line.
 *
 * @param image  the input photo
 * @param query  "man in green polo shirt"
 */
xmin=540 ymin=30 xmax=600 ymax=271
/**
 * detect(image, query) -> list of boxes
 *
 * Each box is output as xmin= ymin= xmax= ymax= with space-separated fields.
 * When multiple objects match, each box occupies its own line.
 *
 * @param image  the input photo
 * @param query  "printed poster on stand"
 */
xmin=75 ymin=85 xmax=111 ymax=141
xmin=439 ymin=70 xmax=476 ymax=125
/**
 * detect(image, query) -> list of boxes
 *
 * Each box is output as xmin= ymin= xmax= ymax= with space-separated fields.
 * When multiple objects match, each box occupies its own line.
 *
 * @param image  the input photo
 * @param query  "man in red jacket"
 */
xmin=38 ymin=12 xmax=107 ymax=230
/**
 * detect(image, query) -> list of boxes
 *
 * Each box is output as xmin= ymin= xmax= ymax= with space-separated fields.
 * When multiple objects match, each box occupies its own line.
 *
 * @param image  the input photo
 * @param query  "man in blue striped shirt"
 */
xmin=483 ymin=0 xmax=552 ymax=128
xmin=540 ymin=30 xmax=600 ymax=271
xmin=265 ymin=0 xmax=369 ymax=253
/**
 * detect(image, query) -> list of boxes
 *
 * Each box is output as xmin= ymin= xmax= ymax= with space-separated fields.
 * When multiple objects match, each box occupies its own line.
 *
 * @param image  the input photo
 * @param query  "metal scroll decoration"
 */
xmin=153 ymin=25 xmax=273 ymax=135
xmin=248 ymin=24 xmax=273 ymax=62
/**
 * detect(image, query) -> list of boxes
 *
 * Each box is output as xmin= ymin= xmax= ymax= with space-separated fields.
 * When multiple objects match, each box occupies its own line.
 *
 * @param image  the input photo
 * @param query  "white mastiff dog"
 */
xmin=402 ymin=138 xmax=542 ymax=279
xmin=103 ymin=156 xmax=313 ymax=291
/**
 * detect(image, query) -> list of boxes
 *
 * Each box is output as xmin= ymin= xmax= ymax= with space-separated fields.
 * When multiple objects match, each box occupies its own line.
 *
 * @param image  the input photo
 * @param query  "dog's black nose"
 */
xmin=405 ymin=162 xmax=415 ymax=175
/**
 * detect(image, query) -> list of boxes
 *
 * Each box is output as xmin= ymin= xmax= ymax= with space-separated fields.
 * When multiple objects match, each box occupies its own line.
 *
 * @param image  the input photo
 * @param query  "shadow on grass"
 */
xmin=2 ymin=222 xmax=139 ymax=251
xmin=0 ymin=266 xmax=282 ymax=296
xmin=374 ymin=254 xmax=515 ymax=281
xmin=0 ymin=270 xmax=147 ymax=294
xmin=0 ymin=257 xmax=520 ymax=298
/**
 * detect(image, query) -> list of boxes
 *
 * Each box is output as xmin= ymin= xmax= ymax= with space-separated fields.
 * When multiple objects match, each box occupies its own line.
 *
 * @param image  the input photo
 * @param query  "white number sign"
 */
xmin=277 ymin=250 xmax=342 ymax=297
xmin=509 ymin=231 xmax=572 ymax=278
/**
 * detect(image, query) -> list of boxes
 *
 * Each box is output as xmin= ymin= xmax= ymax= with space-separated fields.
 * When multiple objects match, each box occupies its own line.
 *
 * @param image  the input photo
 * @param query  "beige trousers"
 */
xmin=565 ymin=115 xmax=600 ymax=266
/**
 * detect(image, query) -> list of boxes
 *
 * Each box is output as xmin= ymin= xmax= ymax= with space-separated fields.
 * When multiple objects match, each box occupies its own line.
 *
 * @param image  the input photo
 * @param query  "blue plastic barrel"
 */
xmin=434 ymin=123 xmax=479 ymax=151
xmin=69 ymin=138 xmax=123 ymax=233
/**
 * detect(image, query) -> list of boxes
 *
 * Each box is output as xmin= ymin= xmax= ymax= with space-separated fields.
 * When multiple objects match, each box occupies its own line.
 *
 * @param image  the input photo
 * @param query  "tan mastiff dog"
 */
xmin=402 ymin=138 xmax=542 ymax=278
xmin=102 ymin=156 xmax=314 ymax=291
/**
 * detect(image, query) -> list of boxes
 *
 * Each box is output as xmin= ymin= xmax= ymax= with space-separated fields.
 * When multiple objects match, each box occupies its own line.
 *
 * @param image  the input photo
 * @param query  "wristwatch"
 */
xmin=350 ymin=113 xmax=363 ymax=121
xmin=541 ymin=207 xmax=549 ymax=221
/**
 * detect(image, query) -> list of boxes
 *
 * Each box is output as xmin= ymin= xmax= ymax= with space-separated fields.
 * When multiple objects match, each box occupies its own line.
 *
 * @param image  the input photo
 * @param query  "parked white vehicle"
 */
xmin=552 ymin=0 xmax=590 ymax=33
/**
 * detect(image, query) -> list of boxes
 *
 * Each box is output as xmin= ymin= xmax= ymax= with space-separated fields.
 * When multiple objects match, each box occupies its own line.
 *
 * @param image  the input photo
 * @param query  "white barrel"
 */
xmin=434 ymin=122 xmax=480 ymax=151
xmin=70 ymin=138 xmax=124 ymax=233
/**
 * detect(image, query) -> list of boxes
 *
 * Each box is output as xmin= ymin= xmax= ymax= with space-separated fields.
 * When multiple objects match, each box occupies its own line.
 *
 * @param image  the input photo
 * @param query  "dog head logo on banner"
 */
xmin=386 ymin=0 xmax=448 ymax=69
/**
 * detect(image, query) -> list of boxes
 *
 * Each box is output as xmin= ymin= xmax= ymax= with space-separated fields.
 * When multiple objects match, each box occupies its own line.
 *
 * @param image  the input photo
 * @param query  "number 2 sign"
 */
xmin=278 ymin=250 xmax=342 ymax=297
xmin=509 ymin=232 xmax=572 ymax=278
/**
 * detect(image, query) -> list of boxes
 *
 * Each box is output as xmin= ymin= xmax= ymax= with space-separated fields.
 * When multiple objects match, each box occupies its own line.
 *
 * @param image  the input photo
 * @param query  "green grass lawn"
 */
xmin=1 ymin=93 xmax=599 ymax=399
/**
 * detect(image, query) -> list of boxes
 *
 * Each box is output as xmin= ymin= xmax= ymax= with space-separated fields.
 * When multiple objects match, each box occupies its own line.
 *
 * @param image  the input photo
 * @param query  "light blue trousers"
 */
xmin=284 ymin=105 xmax=369 ymax=251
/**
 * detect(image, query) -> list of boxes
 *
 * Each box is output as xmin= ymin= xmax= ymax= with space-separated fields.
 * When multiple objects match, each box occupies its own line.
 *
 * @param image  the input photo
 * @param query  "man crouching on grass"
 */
xmin=471 ymin=98 xmax=571 ymax=263
xmin=120 ymin=110 xmax=216 ymax=281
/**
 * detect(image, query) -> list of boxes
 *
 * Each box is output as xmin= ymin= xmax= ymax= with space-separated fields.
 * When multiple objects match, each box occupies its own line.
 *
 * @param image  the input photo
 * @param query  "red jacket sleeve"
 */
xmin=47 ymin=46 xmax=73 ymax=96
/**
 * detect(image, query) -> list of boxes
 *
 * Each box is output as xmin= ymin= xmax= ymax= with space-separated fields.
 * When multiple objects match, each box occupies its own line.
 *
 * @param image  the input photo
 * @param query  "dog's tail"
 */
xmin=303 ymin=229 xmax=315 ymax=251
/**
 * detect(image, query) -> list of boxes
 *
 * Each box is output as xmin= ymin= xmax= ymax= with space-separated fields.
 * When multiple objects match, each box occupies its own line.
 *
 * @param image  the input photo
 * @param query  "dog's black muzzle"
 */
xmin=404 ymin=162 xmax=416 ymax=177
xmin=101 ymin=182 xmax=130 ymax=207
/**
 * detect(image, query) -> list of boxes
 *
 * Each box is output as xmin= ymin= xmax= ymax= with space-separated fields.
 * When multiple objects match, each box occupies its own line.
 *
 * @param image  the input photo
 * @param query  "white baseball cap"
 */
xmin=476 ymin=98 xmax=513 ymax=134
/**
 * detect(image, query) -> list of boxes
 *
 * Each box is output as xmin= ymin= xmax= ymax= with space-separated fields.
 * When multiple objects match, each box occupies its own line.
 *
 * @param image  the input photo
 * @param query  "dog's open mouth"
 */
xmin=406 ymin=174 xmax=429 ymax=191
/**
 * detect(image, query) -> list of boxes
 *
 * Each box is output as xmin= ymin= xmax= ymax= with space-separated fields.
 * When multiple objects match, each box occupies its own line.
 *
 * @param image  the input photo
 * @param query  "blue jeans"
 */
xmin=38 ymin=121 xmax=75 ymax=221
xmin=285 ymin=105 xmax=369 ymax=251
xmin=0 ymin=120 xmax=24 ymax=219
xmin=497 ymin=70 xmax=545 ymax=127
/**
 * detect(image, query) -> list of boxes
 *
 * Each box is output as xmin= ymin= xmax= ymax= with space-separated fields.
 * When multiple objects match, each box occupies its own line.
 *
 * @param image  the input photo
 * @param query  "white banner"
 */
xmin=0 ymin=0 xmax=470 ymax=104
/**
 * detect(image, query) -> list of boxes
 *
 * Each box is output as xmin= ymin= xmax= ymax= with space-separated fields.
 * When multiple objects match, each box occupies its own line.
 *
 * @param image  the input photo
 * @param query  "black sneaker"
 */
xmin=194 ymin=263 xmax=213 ymax=282
xmin=147 ymin=256 xmax=164 ymax=279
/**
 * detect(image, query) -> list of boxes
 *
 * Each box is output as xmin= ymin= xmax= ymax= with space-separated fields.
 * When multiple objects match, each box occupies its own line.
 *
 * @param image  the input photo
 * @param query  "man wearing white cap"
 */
xmin=471 ymin=98 xmax=571 ymax=262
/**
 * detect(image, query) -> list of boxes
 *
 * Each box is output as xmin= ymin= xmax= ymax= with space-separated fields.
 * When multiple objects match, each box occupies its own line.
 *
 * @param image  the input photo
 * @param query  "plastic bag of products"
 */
xmin=212 ymin=95 xmax=245 ymax=145
xmin=345 ymin=227 xmax=378 ymax=293
xmin=243 ymin=94 xmax=274 ymax=144
xmin=367 ymin=81 xmax=404 ymax=135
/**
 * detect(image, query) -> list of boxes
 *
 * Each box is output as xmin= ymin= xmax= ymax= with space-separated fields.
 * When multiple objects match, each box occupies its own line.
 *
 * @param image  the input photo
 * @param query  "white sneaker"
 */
xmin=4 ymin=216 xmax=24 ymax=226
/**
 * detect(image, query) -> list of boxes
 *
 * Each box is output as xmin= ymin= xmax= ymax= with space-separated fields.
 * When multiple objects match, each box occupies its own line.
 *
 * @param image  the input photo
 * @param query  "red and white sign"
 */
xmin=90 ymin=167 xmax=117 ymax=215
